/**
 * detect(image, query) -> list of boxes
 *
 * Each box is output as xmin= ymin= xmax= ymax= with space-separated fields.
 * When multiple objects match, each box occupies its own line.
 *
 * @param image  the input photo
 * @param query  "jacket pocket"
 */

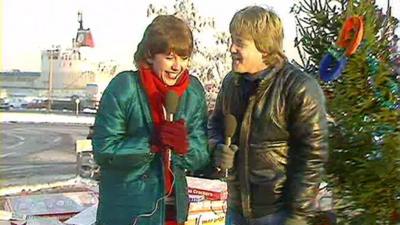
xmin=249 ymin=141 xmax=288 ymax=207
xmin=99 ymin=170 xmax=161 ymax=209
xmin=249 ymin=141 xmax=288 ymax=172
xmin=250 ymin=174 xmax=286 ymax=207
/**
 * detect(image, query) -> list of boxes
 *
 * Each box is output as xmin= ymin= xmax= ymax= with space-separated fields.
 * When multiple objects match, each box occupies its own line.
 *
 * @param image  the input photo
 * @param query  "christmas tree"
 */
xmin=292 ymin=0 xmax=400 ymax=224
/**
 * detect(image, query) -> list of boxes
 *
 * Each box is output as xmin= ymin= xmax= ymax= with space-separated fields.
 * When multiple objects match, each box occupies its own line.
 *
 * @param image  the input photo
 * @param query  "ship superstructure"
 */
xmin=1 ymin=12 xmax=118 ymax=110
xmin=37 ymin=12 xmax=118 ymax=105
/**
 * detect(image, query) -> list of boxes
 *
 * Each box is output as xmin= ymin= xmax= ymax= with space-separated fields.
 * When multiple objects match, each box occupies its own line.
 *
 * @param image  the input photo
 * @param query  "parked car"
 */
xmin=82 ymin=107 xmax=97 ymax=114
xmin=8 ymin=98 xmax=28 ymax=109
xmin=0 ymin=98 xmax=10 ymax=110
xmin=26 ymin=99 xmax=47 ymax=109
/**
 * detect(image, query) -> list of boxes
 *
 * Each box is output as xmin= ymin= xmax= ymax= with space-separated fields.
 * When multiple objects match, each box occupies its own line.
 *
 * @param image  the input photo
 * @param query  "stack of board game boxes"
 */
xmin=185 ymin=176 xmax=227 ymax=225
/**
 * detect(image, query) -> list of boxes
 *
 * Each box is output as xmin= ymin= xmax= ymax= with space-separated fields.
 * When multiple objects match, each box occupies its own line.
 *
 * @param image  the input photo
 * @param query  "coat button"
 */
xmin=142 ymin=174 xmax=149 ymax=180
xmin=146 ymin=153 xmax=153 ymax=161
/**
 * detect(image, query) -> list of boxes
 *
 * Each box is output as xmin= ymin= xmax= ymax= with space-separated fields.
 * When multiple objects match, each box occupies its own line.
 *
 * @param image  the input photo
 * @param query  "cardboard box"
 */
xmin=4 ymin=192 xmax=97 ymax=221
xmin=189 ymin=200 xmax=226 ymax=214
xmin=64 ymin=204 xmax=97 ymax=225
xmin=186 ymin=177 xmax=227 ymax=201
xmin=186 ymin=212 xmax=225 ymax=225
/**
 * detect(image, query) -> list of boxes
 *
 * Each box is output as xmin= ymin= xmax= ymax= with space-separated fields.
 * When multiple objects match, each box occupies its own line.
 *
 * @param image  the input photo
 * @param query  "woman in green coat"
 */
xmin=92 ymin=15 xmax=210 ymax=225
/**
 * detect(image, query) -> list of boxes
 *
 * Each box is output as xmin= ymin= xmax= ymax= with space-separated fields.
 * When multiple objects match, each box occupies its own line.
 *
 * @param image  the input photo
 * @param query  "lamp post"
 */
xmin=75 ymin=98 xmax=80 ymax=116
xmin=47 ymin=48 xmax=56 ymax=112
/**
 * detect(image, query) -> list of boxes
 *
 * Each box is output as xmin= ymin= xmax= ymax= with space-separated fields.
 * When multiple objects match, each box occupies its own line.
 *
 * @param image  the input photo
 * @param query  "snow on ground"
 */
xmin=0 ymin=176 xmax=99 ymax=196
xmin=0 ymin=112 xmax=95 ymax=124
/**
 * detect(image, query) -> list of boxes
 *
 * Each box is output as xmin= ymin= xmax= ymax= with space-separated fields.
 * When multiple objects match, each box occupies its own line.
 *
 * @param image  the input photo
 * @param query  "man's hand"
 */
xmin=214 ymin=144 xmax=238 ymax=170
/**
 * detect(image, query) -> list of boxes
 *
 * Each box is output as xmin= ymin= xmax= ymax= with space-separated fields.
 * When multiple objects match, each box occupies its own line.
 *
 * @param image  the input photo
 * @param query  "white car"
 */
xmin=8 ymin=98 xmax=28 ymax=108
xmin=82 ymin=108 xmax=97 ymax=114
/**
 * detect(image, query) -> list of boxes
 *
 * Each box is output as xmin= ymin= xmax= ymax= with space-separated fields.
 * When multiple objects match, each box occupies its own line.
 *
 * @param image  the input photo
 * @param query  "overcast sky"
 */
xmin=2 ymin=0 xmax=399 ymax=72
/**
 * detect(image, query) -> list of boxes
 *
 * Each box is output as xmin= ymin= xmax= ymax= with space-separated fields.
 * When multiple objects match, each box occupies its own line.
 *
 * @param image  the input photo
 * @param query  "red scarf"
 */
xmin=139 ymin=66 xmax=190 ymax=200
xmin=139 ymin=67 xmax=190 ymax=126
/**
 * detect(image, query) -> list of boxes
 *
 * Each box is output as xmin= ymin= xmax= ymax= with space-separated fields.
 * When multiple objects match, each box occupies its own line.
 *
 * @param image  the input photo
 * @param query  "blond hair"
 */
xmin=134 ymin=15 xmax=193 ymax=68
xmin=230 ymin=6 xmax=286 ymax=67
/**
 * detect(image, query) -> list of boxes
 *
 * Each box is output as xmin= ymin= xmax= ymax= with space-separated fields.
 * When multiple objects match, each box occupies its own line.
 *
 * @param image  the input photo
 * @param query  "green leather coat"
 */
xmin=92 ymin=70 xmax=210 ymax=225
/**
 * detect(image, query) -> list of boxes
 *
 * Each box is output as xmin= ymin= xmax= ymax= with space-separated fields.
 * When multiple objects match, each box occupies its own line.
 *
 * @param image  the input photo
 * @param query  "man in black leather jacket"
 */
xmin=209 ymin=5 xmax=329 ymax=225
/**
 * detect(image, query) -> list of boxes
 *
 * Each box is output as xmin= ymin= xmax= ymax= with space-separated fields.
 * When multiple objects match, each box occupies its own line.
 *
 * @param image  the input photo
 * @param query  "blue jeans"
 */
xmin=225 ymin=209 xmax=288 ymax=225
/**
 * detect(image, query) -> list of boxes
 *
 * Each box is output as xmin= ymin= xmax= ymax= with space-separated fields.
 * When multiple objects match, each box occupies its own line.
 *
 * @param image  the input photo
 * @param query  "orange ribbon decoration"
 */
xmin=337 ymin=16 xmax=365 ymax=56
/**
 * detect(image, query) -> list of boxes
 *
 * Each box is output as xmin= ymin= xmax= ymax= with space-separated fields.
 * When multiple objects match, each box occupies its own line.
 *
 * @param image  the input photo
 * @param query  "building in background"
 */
xmin=0 ymin=12 xmax=118 ymax=110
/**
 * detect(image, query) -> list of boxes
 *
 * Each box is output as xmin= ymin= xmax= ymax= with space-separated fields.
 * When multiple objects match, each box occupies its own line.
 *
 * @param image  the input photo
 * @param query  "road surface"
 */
xmin=0 ymin=123 xmax=90 ymax=187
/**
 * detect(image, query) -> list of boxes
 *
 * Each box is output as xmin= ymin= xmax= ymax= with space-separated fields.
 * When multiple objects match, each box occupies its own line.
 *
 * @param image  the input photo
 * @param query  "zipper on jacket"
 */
xmin=239 ymin=95 xmax=256 ymax=218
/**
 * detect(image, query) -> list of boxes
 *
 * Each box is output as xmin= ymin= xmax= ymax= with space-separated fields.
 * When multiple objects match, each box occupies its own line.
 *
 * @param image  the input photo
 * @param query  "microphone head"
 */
xmin=224 ymin=114 xmax=237 ymax=138
xmin=165 ymin=91 xmax=180 ymax=115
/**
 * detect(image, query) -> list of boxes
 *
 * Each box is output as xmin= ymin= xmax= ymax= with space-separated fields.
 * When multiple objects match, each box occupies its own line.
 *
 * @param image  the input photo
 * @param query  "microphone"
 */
xmin=164 ymin=91 xmax=180 ymax=163
xmin=224 ymin=114 xmax=237 ymax=177
xmin=165 ymin=91 xmax=179 ymax=122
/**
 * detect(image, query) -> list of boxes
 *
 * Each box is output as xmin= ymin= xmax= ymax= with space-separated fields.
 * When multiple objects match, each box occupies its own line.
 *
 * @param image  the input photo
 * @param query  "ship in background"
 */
xmin=0 ymin=12 xmax=118 ymax=111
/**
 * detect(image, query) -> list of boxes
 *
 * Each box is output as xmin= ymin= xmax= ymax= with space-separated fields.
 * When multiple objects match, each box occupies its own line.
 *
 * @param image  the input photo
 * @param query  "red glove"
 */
xmin=159 ymin=119 xmax=189 ymax=155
